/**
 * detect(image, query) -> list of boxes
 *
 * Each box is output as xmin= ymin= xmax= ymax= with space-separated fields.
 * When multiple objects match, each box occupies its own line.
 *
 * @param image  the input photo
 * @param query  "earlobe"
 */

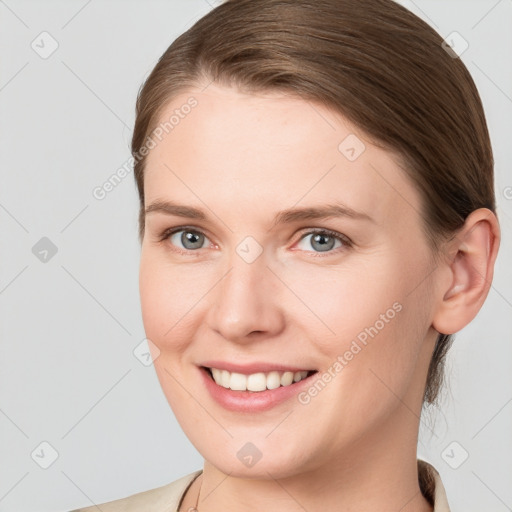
xmin=432 ymin=208 xmax=500 ymax=335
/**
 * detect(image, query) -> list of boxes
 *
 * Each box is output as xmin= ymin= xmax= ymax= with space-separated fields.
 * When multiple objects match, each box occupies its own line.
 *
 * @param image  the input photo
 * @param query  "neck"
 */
xmin=189 ymin=407 xmax=433 ymax=512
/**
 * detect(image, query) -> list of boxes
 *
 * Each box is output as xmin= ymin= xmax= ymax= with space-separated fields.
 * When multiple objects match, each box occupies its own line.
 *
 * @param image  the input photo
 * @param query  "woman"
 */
xmin=74 ymin=0 xmax=500 ymax=510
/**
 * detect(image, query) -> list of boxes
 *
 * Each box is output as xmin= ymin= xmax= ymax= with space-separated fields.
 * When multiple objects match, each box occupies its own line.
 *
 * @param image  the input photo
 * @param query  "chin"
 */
xmin=198 ymin=436 xmax=317 ymax=480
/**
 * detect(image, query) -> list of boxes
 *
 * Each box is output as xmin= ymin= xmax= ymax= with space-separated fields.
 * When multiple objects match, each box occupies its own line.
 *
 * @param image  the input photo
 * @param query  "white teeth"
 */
xmin=294 ymin=370 xmax=308 ymax=382
xmin=211 ymin=368 xmax=221 ymax=383
xmin=221 ymin=370 xmax=230 ymax=388
xmin=266 ymin=371 xmax=281 ymax=390
xmin=247 ymin=372 xmax=267 ymax=391
xmin=229 ymin=372 xmax=247 ymax=391
xmin=208 ymin=367 xmax=312 ymax=392
xmin=280 ymin=371 xmax=294 ymax=386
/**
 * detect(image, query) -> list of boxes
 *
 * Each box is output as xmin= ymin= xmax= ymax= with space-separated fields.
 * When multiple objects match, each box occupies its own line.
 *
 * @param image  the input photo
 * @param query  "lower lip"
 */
xmin=199 ymin=367 xmax=317 ymax=412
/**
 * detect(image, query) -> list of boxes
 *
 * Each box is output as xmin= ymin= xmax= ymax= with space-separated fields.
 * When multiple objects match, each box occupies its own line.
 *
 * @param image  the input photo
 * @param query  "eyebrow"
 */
xmin=144 ymin=200 xmax=374 ymax=228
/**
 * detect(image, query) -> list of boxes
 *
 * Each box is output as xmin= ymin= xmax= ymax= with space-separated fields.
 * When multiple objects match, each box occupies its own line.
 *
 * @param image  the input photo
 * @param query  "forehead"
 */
xmin=143 ymin=83 xmax=423 ymax=229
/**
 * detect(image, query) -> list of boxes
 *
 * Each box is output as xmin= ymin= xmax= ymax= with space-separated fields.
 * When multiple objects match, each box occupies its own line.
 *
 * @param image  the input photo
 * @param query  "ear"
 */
xmin=432 ymin=208 xmax=500 ymax=335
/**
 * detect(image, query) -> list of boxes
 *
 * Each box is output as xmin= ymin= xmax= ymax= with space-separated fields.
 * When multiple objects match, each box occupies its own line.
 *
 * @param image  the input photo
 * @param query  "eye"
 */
xmin=295 ymin=229 xmax=351 ymax=254
xmin=160 ymin=227 xmax=211 ymax=252
xmin=158 ymin=226 xmax=351 ymax=256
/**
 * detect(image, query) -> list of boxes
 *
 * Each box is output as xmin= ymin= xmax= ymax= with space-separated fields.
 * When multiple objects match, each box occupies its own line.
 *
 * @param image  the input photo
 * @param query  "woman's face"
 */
xmin=139 ymin=83 xmax=442 ymax=478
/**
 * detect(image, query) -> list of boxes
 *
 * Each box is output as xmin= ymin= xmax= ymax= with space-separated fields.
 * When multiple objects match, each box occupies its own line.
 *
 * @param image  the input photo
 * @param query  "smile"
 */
xmin=206 ymin=367 xmax=316 ymax=392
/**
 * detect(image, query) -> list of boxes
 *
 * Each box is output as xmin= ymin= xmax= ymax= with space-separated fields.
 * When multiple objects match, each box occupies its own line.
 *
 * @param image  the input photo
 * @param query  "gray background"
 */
xmin=0 ymin=1 xmax=511 ymax=511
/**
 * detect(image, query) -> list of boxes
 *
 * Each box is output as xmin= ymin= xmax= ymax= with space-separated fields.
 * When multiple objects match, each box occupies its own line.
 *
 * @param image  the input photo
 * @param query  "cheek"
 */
xmin=282 ymin=257 xmax=406 ymax=353
xmin=138 ymin=251 xmax=195 ymax=351
xmin=289 ymin=252 xmax=431 ymax=398
xmin=139 ymin=249 xmax=225 ymax=362
xmin=139 ymin=254 xmax=202 ymax=416
xmin=139 ymin=256 xmax=168 ymax=340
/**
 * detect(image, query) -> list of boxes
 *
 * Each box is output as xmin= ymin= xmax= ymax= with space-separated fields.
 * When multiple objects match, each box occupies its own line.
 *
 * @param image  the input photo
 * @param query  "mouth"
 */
xmin=201 ymin=366 xmax=318 ymax=393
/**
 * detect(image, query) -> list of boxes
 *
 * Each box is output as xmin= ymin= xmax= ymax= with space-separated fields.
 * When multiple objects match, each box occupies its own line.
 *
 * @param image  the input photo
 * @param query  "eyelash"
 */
xmin=158 ymin=225 xmax=353 ymax=257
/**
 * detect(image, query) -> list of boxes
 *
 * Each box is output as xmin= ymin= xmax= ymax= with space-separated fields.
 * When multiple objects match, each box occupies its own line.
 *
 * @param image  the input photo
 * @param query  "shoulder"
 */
xmin=69 ymin=469 xmax=202 ymax=512
xmin=70 ymin=462 xmax=450 ymax=511
xmin=418 ymin=459 xmax=451 ymax=512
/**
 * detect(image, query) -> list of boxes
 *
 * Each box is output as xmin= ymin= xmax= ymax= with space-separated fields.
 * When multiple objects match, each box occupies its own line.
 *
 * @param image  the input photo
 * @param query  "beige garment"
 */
xmin=71 ymin=459 xmax=450 ymax=511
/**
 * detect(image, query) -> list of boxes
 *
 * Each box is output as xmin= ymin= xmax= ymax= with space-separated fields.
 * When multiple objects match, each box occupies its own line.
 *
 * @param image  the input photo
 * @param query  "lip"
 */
xmin=199 ymin=365 xmax=318 ymax=413
xmin=200 ymin=360 xmax=314 ymax=375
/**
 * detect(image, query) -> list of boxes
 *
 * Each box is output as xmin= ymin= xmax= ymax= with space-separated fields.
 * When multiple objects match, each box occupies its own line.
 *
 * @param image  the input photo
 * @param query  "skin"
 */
xmin=138 ymin=82 xmax=500 ymax=512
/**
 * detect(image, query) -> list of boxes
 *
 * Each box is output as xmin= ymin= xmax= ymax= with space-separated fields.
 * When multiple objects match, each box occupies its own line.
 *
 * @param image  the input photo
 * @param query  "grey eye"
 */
xmin=170 ymin=230 xmax=208 ymax=250
xmin=297 ymin=232 xmax=343 ymax=253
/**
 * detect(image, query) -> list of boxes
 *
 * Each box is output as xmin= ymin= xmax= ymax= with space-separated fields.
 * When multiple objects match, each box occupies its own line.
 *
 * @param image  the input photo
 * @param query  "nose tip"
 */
xmin=205 ymin=257 xmax=285 ymax=343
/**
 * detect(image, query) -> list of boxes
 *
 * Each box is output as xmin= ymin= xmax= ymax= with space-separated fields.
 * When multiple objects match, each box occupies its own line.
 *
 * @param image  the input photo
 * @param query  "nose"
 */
xmin=205 ymin=251 xmax=286 ymax=343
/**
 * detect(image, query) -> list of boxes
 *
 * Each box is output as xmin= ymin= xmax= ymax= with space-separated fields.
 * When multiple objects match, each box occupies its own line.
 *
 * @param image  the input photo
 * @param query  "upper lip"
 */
xmin=200 ymin=360 xmax=316 ymax=375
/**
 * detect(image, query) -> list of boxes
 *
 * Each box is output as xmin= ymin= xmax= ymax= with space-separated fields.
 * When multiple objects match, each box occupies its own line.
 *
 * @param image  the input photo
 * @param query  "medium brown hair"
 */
xmin=131 ymin=0 xmax=495 ymax=408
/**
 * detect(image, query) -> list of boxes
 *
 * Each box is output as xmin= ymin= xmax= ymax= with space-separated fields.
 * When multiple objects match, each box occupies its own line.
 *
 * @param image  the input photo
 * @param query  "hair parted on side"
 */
xmin=130 ymin=0 xmax=496 ymax=409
